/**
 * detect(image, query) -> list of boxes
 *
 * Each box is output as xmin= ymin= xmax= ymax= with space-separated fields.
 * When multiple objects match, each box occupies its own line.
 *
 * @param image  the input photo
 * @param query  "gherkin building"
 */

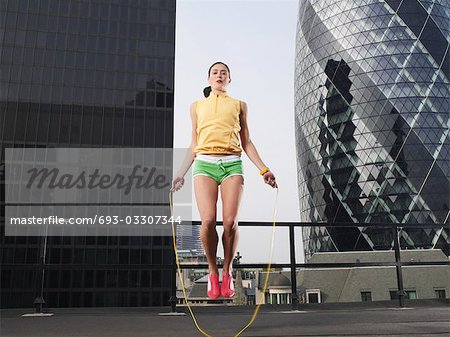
xmin=294 ymin=0 xmax=449 ymax=260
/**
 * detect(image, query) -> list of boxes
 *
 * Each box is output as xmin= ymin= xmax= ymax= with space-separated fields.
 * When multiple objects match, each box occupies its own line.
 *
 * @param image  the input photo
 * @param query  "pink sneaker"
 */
xmin=207 ymin=273 xmax=220 ymax=299
xmin=220 ymin=272 xmax=235 ymax=298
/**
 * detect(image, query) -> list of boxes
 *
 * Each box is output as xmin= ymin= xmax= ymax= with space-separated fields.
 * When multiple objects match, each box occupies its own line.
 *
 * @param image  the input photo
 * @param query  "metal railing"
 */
xmin=170 ymin=221 xmax=450 ymax=312
xmin=1 ymin=221 xmax=448 ymax=311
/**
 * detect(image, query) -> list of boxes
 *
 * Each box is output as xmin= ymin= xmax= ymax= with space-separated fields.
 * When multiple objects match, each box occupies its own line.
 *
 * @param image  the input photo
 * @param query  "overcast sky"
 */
xmin=173 ymin=0 xmax=304 ymax=263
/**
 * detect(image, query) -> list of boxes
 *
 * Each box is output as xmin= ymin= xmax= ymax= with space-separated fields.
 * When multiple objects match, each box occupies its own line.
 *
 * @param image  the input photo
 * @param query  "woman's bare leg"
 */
xmin=194 ymin=176 xmax=219 ymax=275
xmin=220 ymin=175 xmax=244 ymax=275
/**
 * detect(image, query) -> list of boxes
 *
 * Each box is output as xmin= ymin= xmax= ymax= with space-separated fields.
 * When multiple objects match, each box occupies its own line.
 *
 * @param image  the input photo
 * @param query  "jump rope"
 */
xmin=169 ymin=184 xmax=279 ymax=337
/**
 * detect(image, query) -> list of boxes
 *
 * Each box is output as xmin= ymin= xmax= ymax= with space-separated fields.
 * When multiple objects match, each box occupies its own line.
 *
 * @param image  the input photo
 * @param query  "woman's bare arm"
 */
xmin=239 ymin=101 xmax=277 ymax=188
xmin=171 ymin=102 xmax=197 ymax=191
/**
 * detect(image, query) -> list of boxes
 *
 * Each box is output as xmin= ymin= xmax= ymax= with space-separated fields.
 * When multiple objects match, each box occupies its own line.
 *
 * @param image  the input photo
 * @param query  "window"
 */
xmin=390 ymin=289 xmax=417 ymax=300
xmin=306 ymin=289 xmax=321 ymax=303
xmin=406 ymin=290 xmax=417 ymax=300
xmin=435 ymin=289 xmax=446 ymax=299
xmin=361 ymin=291 xmax=372 ymax=302
xmin=265 ymin=293 xmax=290 ymax=304
xmin=279 ymin=293 xmax=290 ymax=304
xmin=307 ymin=293 xmax=319 ymax=303
xmin=390 ymin=290 xmax=401 ymax=299
xmin=271 ymin=294 xmax=277 ymax=304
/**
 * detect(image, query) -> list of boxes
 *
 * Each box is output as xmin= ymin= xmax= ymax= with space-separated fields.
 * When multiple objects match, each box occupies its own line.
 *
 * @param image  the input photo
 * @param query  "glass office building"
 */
xmin=294 ymin=0 xmax=449 ymax=259
xmin=0 ymin=0 xmax=176 ymax=308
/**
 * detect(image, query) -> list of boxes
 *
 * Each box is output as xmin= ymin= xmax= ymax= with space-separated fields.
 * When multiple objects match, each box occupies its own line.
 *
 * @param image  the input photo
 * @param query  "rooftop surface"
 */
xmin=2 ymin=301 xmax=449 ymax=337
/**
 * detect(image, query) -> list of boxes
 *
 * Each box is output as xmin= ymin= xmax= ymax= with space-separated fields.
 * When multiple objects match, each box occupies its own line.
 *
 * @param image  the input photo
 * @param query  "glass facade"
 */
xmin=0 ymin=0 xmax=176 ymax=308
xmin=176 ymin=223 xmax=202 ymax=251
xmin=294 ymin=0 xmax=449 ymax=259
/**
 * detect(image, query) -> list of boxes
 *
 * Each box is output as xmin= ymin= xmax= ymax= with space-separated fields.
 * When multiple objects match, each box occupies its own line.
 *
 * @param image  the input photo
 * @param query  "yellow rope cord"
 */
xmin=233 ymin=187 xmax=279 ymax=337
xmin=169 ymin=191 xmax=213 ymax=337
xmin=169 ymin=187 xmax=279 ymax=337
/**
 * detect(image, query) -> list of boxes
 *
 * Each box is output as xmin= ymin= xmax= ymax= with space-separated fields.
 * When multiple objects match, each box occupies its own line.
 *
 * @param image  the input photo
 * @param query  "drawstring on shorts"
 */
xmin=217 ymin=159 xmax=226 ymax=172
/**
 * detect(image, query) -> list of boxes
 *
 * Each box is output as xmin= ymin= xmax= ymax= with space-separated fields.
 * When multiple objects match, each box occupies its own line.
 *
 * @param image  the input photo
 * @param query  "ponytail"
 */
xmin=203 ymin=86 xmax=212 ymax=98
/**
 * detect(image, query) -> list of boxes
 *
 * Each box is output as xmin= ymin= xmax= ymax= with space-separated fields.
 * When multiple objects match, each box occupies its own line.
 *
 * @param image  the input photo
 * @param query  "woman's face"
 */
xmin=208 ymin=63 xmax=231 ymax=92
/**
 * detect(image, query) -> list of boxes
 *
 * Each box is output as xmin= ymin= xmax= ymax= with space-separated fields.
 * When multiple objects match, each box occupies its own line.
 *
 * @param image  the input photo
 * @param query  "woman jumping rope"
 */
xmin=171 ymin=61 xmax=277 ymax=299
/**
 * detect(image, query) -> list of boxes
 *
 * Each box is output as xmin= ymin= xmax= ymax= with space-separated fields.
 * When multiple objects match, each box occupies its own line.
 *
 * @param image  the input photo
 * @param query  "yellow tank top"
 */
xmin=194 ymin=91 xmax=242 ymax=155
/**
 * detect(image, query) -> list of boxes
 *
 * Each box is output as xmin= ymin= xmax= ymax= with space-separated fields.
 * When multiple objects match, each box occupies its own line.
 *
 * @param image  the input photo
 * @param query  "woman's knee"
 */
xmin=201 ymin=218 xmax=216 ymax=230
xmin=223 ymin=218 xmax=238 ymax=232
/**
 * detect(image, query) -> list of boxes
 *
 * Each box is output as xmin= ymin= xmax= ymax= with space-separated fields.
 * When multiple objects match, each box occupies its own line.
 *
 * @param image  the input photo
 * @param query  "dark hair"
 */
xmin=203 ymin=62 xmax=231 ymax=98
xmin=203 ymin=86 xmax=212 ymax=98
xmin=208 ymin=61 xmax=231 ymax=78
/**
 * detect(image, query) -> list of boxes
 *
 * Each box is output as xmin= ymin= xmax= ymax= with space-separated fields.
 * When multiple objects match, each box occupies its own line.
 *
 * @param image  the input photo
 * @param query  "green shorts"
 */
xmin=193 ymin=155 xmax=244 ymax=185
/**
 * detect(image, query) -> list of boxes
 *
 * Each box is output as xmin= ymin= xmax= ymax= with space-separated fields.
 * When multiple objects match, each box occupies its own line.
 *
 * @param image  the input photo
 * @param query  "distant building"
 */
xmin=295 ymin=0 xmax=450 ymax=259
xmin=256 ymin=272 xmax=292 ymax=305
xmin=176 ymin=249 xmax=208 ymax=290
xmin=297 ymin=250 xmax=449 ymax=303
xmin=255 ymin=250 xmax=449 ymax=304
xmin=1 ymin=0 xmax=176 ymax=308
xmin=176 ymin=222 xmax=203 ymax=252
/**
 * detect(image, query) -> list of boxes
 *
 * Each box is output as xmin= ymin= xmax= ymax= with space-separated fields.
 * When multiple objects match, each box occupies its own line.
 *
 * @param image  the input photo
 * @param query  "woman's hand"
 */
xmin=170 ymin=176 xmax=185 ymax=192
xmin=263 ymin=171 xmax=278 ymax=188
